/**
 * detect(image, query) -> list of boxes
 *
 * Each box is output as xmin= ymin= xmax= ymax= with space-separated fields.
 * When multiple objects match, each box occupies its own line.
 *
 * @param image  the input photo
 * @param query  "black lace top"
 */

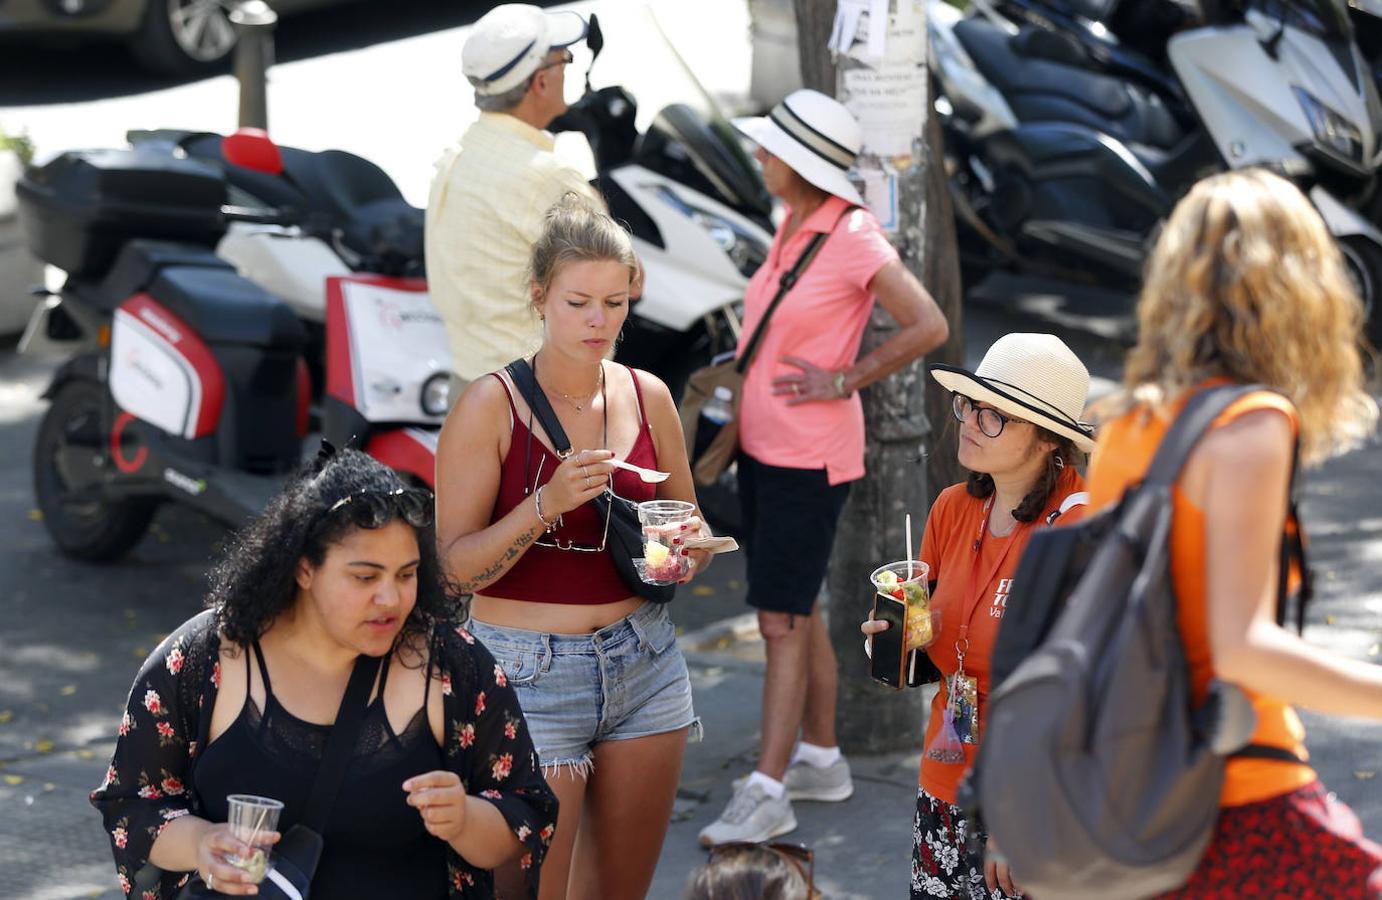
xmin=90 ymin=610 xmax=558 ymax=899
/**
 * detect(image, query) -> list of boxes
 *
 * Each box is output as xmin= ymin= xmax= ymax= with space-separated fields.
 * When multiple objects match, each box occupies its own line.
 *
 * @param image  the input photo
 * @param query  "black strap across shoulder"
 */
xmin=506 ymin=358 xmax=573 ymax=457
xmin=734 ymin=204 xmax=859 ymax=376
xmin=301 ymin=653 xmax=383 ymax=832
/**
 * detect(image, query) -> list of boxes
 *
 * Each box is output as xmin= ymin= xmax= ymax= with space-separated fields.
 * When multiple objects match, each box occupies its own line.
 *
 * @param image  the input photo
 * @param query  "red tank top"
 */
xmin=482 ymin=367 xmax=661 ymax=605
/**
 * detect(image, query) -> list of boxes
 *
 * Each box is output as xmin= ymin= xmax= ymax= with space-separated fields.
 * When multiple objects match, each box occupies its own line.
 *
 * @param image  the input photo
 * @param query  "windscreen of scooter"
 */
xmin=589 ymin=5 xmax=774 ymax=232
xmin=1252 ymin=0 xmax=1354 ymax=37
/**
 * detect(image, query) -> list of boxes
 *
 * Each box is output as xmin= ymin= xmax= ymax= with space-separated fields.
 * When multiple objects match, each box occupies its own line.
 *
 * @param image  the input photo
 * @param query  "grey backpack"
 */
xmin=961 ymin=384 xmax=1309 ymax=900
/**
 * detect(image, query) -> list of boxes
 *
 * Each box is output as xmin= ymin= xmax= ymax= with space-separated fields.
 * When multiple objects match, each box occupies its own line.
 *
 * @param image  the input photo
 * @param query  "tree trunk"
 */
xmin=793 ymin=0 xmax=964 ymax=753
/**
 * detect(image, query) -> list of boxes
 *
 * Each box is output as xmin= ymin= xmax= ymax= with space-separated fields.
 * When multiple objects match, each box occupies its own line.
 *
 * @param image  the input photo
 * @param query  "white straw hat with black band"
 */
xmin=463 ymin=4 xmax=588 ymax=97
xmin=929 ymin=333 xmax=1096 ymax=452
xmin=733 ymin=89 xmax=866 ymax=206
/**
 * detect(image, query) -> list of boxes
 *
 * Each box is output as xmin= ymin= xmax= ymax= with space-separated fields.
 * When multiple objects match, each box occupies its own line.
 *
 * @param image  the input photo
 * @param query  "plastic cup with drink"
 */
xmin=225 ymin=794 xmax=283 ymax=884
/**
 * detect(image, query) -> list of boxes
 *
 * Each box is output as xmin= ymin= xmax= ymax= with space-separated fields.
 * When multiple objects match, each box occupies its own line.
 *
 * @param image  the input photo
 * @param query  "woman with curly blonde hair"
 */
xmin=1087 ymin=168 xmax=1382 ymax=897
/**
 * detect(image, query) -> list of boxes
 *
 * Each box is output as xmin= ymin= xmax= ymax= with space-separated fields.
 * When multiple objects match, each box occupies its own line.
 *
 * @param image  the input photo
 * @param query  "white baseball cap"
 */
xmin=463 ymin=4 xmax=588 ymax=96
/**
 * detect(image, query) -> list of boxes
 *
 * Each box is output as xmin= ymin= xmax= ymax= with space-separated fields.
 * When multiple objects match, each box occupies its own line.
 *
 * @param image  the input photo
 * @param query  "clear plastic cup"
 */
xmin=636 ymin=500 xmax=695 ymax=584
xmin=225 ymin=794 xmax=283 ymax=884
xmin=870 ymin=561 xmax=936 ymax=650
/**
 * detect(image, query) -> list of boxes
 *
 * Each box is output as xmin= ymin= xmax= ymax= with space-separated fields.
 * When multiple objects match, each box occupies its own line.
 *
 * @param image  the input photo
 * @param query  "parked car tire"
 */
xmin=34 ymin=379 xmax=158 ymax=561
xmin=128 ymin=0 xmax=239 ymax=76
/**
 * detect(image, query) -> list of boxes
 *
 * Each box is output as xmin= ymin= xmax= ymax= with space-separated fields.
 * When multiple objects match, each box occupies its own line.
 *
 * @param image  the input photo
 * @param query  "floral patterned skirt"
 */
xmin=912 ymin=788 xmax=1018 ymax=900
xmin=1153 ymin=781 xmax=1382 ymax=899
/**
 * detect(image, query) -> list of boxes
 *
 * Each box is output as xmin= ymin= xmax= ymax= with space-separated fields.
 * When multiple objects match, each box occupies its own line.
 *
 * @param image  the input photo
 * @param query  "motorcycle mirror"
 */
xmin=584 ymin=13 xmax=603 ymax=93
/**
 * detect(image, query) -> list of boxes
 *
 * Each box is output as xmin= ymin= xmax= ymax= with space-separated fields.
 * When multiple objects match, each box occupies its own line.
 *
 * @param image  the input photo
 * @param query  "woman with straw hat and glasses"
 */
xmin=699 ymin=89 xmax=948 ymax=847
xmin=863 ymin=333 xmax=1095 ymax=899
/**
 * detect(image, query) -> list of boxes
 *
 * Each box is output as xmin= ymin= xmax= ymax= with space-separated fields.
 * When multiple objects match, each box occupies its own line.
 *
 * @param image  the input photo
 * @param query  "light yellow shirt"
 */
xmin=425 ymin=112 xmax=601 ymax=381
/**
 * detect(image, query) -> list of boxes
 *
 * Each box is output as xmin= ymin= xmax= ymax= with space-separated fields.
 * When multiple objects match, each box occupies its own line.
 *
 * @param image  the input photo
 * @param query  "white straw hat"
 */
xmin=733 ymin=89 xmax=865 ymax=205
xmin=930 ymin=333 xmax=1096 ymax=452
xmin=463 ymin=4 xmax=588 ymax=96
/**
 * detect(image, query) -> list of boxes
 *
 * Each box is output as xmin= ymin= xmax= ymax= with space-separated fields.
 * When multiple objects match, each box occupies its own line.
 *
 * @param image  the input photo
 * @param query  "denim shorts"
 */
xmin=467 ymin=602 xmax=700 ymax=774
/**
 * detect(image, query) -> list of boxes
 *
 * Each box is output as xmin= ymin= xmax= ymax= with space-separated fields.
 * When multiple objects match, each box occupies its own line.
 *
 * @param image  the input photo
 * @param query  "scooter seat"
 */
xmin=104 ymin=240 xmax=305 ymax=350
xmin=180 ymin=134 xmax=423 ymax=270
xmin=954 ymin=16 xmax=1184 ymax=151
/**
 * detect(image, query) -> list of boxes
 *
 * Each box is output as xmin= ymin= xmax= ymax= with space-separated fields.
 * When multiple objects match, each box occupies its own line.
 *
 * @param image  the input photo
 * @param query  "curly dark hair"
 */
xmin=206 ymin=448 xmax=461 ymax=648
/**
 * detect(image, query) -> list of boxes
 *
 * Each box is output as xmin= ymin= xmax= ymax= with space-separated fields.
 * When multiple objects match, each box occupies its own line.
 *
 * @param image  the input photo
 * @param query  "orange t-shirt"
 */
xmin=1086 ymin=387 xmax=1317 ymax=807
xmin=917 ymin=467 xmax=1087 ymax=805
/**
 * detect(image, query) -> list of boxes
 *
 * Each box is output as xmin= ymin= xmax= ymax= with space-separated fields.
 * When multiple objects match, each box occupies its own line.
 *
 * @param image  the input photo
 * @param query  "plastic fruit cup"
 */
xmin=870 ymin=561 xmax=935 ymax=650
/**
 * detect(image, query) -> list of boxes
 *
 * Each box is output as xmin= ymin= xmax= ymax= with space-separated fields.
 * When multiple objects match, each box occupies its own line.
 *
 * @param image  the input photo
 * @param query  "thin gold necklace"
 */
xmin=539 ymin=361 xmax=604 ymax=413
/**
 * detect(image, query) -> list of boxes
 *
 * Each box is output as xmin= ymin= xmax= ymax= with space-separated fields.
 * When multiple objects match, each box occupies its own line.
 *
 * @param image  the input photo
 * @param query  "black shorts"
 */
xmin=737 ymin=453 xmax=851 ymax=616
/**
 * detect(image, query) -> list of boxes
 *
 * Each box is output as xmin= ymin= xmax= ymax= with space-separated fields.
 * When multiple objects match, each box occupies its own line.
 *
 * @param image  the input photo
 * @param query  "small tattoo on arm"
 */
xmin=457 ymin=530 xmax=536 ymax=594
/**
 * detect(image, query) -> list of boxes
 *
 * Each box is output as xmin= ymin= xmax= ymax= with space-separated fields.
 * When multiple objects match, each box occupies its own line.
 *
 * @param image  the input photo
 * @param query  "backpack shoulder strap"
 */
xmin=1142 ymin=384 xmax=1269 ymax=488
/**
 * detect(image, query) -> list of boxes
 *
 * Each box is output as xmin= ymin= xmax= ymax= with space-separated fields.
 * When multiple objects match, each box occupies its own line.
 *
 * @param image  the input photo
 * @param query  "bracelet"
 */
xmin=833 ymin=371 xmax=852 ymax=399
xmin=533 ymin=487 xmax=560 ymax=532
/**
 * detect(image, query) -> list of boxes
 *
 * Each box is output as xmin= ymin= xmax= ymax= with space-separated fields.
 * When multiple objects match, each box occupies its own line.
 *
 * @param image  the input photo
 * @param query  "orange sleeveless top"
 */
xmin=1086 ymin=384 xmax=1317 ymax=807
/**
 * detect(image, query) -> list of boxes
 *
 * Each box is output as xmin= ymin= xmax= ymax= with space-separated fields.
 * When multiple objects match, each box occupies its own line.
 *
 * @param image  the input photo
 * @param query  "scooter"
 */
xmin=123 ymin=15 xmax=773 ymax=403
xmin=931 ymin=0 xmax=1382 ymax=341
xmin=15 ymin=145 xmax=444 ymax=561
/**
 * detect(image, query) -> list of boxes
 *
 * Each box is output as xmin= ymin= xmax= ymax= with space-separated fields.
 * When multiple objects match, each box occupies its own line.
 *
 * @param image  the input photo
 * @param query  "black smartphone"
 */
xmin=870 ymin=592 xmax=908 ymax=689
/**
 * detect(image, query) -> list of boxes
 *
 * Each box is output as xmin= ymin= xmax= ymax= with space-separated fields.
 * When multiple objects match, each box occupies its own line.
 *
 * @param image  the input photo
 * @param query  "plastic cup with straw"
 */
xmin=869 ymin=513 xmax=934 ymax=650
xmin=225 ymin=794 xmax=283 ymax=883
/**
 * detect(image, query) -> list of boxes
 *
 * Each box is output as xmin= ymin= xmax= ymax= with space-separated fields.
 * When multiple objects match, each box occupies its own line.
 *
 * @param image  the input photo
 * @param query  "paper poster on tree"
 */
xmin=838 ymin=0 xmax=927 ymax=159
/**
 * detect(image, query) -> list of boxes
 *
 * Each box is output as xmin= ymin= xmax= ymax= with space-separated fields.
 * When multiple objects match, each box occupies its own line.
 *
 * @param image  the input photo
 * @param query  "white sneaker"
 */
xmin=784 ymin=756 xmax=854 ymax=802
xmin=732 ymin=757 xmax=855 ymax=802
xmin=698 ymin=780 xmax=798 ymax=846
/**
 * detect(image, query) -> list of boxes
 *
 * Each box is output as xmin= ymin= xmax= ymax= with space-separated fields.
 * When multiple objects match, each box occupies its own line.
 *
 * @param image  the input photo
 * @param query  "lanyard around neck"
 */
xmin=957 ymin=494 xmax=1030 ymax=660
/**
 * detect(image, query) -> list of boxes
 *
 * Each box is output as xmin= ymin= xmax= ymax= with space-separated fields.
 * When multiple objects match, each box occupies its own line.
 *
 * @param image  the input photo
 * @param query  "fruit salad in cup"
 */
xmin=871 ymin=563 xmax=934 ymax=649
xmin=639 ymin=537 xmax=689 ymax=583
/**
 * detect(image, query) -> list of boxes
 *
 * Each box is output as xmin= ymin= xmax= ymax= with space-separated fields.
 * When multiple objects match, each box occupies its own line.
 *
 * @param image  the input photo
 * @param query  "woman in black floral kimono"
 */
xmin=91 ymin=448 xmax=557 ymax=899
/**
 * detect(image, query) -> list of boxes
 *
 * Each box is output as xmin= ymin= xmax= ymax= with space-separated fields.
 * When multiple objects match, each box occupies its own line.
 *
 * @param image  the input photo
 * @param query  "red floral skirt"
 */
xmin=1156 ymin=781 xmax=1382 ymax=899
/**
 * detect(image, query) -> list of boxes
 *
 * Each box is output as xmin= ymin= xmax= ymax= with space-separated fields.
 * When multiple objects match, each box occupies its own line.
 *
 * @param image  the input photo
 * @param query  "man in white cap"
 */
xmin=425 ymin=3 xmax=602 ymax=398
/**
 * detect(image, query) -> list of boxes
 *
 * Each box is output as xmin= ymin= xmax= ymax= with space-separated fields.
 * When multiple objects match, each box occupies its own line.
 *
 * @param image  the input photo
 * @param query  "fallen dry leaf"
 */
xmin=0 ymin=710 xmax=12 ymax=724
xmin=692 ymin=586 xmax=715 ymax=597
xmin=59 ymin=685 xmax=76 ymax=697
xmin=34 ymin=739 xmax=54 ymax=754
xmin=2 ymin=775 xmax=23 ymax=786
xmin=1325 ymin=615 xmax=1336 ymax=625
xmin=1355 ymin=770 xmax=1376 ymax=781
xmin=75 ymin=749 xmax=95 ymax=760
xmin=27 ymin=509 xmax=42 ymax=522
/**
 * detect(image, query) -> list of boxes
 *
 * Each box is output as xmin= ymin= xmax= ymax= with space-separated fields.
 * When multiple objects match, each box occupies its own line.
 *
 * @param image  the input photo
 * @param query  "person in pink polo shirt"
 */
xmin=699 ymin=89 xmax=949 ymax=846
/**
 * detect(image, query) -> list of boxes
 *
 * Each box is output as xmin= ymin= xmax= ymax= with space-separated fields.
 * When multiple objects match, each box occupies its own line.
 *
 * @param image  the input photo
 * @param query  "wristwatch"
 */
xmin=833 ymin=371 xmax=852 ymax=399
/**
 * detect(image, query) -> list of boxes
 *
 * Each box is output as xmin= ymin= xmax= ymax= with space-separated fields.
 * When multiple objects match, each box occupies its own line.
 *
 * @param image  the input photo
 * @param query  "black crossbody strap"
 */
xmin=735 ymin=204 xmax=859 ymax=376
xmin=300 ymin=654 xmax=383 ymax=832
xmin=506 ymin=359 xmax=571 ymax=456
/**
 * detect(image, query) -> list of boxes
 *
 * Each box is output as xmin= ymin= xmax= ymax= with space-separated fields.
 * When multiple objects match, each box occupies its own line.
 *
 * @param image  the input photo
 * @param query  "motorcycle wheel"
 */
xmin=33 ymin=380 xmax=157 ymax=562
xmin=1338 ymin=236 xmax=1382 ymax=347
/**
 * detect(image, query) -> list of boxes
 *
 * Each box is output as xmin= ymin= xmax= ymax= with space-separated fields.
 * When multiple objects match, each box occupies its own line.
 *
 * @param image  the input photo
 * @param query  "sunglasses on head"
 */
xmin=327 ymin=487 xmax=434 ymax=530
xmin=708 ymin=841 xmax=818 ymax=898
